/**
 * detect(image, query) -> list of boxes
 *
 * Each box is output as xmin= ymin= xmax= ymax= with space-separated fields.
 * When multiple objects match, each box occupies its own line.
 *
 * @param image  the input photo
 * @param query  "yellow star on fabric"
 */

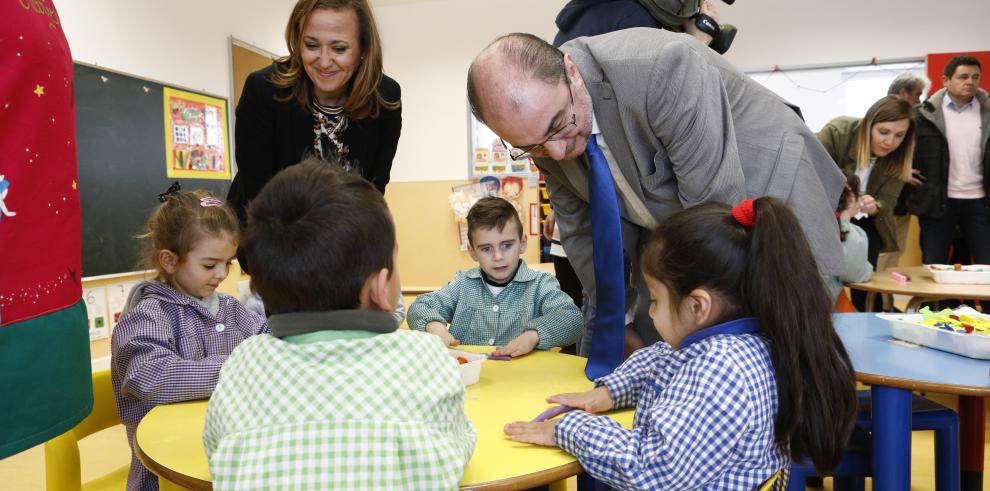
xmin=34 ymin=84 xmax=45 ymax=97
xmin=72 ymin=180 xmax=77 ymax=190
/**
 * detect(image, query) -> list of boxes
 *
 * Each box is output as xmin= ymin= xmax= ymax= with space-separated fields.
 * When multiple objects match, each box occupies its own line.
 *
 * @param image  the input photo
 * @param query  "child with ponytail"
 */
xmin=111 ymin=188 xmax=269 ymax=490
xmin=504 ymin=197 xmax=857 ymax=490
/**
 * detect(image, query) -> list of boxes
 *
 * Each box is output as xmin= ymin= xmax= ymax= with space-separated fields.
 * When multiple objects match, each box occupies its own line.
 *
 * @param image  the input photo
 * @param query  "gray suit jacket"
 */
xmin=540 ymin=29 xmax=844 ymax=340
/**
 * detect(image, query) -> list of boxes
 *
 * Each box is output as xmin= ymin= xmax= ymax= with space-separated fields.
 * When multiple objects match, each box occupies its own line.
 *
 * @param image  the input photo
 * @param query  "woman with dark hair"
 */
xmin=229 ymin=0 xmax=401 ymax=271
xmin=819 ymin=95 xmax=915 ymax=309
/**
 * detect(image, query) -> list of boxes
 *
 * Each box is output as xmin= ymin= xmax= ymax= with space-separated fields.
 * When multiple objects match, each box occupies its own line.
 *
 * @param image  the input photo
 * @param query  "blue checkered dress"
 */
xmin=111 ymin=281 xmax=268 ymax=491
xmin=555 ymin=318 xmax=788 ymax=490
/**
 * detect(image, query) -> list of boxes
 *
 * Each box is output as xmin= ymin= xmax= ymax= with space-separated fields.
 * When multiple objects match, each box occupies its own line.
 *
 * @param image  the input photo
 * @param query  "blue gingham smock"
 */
xmin=555 ymin=317 xmax=788 ymax=490
xmin=111 ymin=281 xmax=268 ymax=491
xmin=407 ymin=260 xmax=582 ymax=349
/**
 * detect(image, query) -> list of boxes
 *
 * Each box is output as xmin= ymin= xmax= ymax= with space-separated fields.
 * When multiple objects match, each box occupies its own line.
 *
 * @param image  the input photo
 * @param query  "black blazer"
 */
xmin=228 ymin=64 xmax=402 ymax=225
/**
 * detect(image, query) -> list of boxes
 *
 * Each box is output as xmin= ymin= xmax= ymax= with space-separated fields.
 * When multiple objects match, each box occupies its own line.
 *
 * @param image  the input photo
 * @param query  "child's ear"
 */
xmin=364 ymin=267 xmax=393 ymax=312
xmin=158 ymin=250 xmax=180 ymax=275
xmin=686 ymin=288 xmax=714 ymax=327
xmin=518 ymin=233 xmax=528 ymax=253
xmin=467 ymin=244 xmax=479 ymax=262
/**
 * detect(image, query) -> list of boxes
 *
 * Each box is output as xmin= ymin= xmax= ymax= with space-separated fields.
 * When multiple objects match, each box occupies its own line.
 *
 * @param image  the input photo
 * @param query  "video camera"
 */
xmin=635 ymin=0 xmax=738 ymax=54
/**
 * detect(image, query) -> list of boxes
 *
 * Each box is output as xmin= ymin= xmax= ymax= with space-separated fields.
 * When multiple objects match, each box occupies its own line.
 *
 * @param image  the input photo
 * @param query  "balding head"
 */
xmin=468 ymin=33 xmax=567 ymax=124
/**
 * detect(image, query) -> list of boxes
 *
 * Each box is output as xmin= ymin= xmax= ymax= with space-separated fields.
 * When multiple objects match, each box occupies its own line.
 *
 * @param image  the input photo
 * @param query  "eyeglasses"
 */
xmin=500 ymin=81 xmax=576 ymax=161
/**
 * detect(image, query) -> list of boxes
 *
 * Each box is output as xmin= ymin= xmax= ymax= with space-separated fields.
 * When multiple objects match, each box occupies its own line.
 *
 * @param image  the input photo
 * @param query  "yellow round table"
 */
xmin=135 ymin=347 xmax=634 ymax=490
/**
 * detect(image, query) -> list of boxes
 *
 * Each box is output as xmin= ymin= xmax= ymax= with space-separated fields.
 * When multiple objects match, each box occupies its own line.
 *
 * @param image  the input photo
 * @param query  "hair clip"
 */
xmin=158 ymin=181 xmax=181 ymax=203
xmin=731 ymin=199 xmax=756 ymax=228
xmin=200 ymin=197 xmax=224 ymax=208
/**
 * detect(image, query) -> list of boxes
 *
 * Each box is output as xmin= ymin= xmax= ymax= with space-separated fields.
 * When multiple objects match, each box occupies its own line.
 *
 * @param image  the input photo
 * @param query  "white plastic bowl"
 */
xmin=926 ymin=264 xmax=990 ymax=285
xmin=449 ymin=349 xmax=487 ymax=386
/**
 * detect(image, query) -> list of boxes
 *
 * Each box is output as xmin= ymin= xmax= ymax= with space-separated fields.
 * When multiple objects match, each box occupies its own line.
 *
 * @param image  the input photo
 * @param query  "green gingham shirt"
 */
xmin=406 ymin=261 xmax=583 ymax=348
xmin=203 ymin=310 xmax=476 ymax=490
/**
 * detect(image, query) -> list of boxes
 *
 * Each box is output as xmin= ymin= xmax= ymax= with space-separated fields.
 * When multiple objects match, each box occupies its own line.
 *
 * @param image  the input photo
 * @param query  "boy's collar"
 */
xmin=268 ymin=309 xmax=398 ymax=338
xmin=465 ymin=259 xmax=538 ymax=283
xmin=481 ymin=259 xmax=523 ymax=287
xmin=680 ymin=317 xmax=760 ymax=350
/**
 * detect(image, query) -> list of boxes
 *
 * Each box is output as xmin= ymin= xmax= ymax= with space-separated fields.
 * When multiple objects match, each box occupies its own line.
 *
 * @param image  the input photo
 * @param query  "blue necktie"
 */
xmin=584 ymin=135 xmax=626 ymax=380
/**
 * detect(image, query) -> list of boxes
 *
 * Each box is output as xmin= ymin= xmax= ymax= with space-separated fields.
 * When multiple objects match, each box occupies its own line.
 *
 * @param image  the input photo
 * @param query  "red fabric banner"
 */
xmin=0 ymin=0 xmax=82 ymax=326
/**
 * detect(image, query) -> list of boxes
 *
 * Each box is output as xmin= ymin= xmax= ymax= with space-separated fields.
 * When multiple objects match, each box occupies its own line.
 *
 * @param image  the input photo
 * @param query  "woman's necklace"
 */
xmin=312 ymin=96 xmax=350 ymax=166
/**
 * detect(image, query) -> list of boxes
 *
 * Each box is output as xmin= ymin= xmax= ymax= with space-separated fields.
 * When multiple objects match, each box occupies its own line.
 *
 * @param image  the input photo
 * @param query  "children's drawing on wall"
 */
xmin=163 ymin=87 xmax=231 ymax=180
xmin=0 ymin=174 xmax=16 ymax=223
xmin=490 ymin=138 xmax=508 ymax=174
xmin=499 ymin=176 xmax=526 ymax=231
xmin=449 ymin=180 xmax=499 ymax=251
xmin=469 ymin=113 xmax=541 ymax=179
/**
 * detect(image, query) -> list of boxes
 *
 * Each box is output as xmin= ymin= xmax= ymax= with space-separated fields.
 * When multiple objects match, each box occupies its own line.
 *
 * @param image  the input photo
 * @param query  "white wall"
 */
xmin=54 ymin=0 xmax=295 ymax=98
xmin=375 ymin=0 xmax=566 ymax=183
xmin=376 ymin=0 xmax=988 ymax=183
xmin=54 ymin=0 xmax=989 ymax=183
xmin=720 ymin=0 xmax=990 ymax=70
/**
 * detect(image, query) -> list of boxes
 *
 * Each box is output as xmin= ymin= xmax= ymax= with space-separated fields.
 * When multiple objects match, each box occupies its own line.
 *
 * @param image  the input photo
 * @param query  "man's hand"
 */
xmin=492 ymin=330 xmax=539 ymax=357
xmin=682 ymin=0 xmax=719 ymax=46
xmin=548 ymin=386 xmax=614 ymax=414
xmin=425 ymin=321 xmax=460 ymax=347
xmin=542 ymin=210 xmax=556 ymax=241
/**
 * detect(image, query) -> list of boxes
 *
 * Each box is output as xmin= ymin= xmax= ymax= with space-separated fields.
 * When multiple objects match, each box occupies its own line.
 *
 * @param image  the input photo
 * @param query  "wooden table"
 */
xmin=835 ymin=313 xmax=990 ymax=490
xmin=847 ymin=266 xmax=990 ymax=312
xmin=135 ymin=347 xmax=633 ymax=490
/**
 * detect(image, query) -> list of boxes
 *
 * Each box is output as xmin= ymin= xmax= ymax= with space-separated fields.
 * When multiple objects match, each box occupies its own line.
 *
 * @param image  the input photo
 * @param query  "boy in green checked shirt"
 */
xmin=203 ymin=159 xmax=476 ymax=490
xmin=408 ymin=197 xmax=583 ymax=357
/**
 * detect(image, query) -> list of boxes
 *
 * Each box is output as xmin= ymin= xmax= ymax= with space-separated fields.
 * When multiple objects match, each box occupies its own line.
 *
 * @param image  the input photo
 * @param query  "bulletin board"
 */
xmin=162 ymin=87 xmax=231 ymax=180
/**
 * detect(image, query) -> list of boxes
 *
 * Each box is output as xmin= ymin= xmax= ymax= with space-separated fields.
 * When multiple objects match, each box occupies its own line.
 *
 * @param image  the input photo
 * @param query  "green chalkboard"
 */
xmin=74 ymin=63 xmax=230 ymax=277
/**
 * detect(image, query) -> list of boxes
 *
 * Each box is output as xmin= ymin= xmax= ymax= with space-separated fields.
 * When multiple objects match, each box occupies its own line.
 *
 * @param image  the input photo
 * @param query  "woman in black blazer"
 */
xmin=229 ymin=0 xmax=401 ymax=271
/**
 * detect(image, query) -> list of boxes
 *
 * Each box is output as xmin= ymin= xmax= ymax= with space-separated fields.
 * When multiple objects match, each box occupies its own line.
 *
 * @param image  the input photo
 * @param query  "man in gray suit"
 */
xmin=467 ymin=30 xmax=845 ymax=347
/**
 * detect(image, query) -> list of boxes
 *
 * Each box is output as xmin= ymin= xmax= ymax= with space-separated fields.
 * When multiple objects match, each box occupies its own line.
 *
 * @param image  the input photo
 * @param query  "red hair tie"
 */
xmin=732 ymin=199 xmax=756 ymax=228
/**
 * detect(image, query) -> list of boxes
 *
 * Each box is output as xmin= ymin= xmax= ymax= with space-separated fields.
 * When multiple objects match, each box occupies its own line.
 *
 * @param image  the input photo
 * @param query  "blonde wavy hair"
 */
xmin=854 ymin=95 xmax=916 ymax=182
xmin=271 ymin=0 xmax=399 ymax=120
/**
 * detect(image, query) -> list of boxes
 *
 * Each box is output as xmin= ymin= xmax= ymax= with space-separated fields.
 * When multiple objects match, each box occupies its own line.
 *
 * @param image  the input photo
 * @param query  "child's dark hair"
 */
xmin=837 ymin=170 xmax=861 ymax=242
xmin=466 ymin=197 xmax=523 ymax=246
xmin=244 ymin=158 xmax=395 ymax=315
xmin=641 ymin=197 xmax=856 ymax=473
xmin=139 ymin=190 xmax=239 ymax=283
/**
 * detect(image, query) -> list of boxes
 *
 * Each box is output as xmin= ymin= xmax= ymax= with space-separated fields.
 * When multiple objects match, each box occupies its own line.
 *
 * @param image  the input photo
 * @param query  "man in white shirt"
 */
xmin=908 ymin=56 xmax=990 ymax=265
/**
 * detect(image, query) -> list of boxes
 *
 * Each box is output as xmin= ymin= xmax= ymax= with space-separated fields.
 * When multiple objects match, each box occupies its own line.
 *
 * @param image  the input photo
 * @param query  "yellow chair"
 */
xmin=45 ymin=369 xmax=129 ymax=491
xmin=758 ymin=469 xmax=783 ymax=491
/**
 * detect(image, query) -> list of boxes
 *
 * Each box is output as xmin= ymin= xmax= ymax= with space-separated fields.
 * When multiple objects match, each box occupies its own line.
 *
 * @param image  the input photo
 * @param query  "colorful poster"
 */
xmin=449 ymin=180 xmax=499 ymax=251
xmin=468 ymin=112 xmax=540 ymax=179
xmin=163 ymin=87 xmax=231 ymax=180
